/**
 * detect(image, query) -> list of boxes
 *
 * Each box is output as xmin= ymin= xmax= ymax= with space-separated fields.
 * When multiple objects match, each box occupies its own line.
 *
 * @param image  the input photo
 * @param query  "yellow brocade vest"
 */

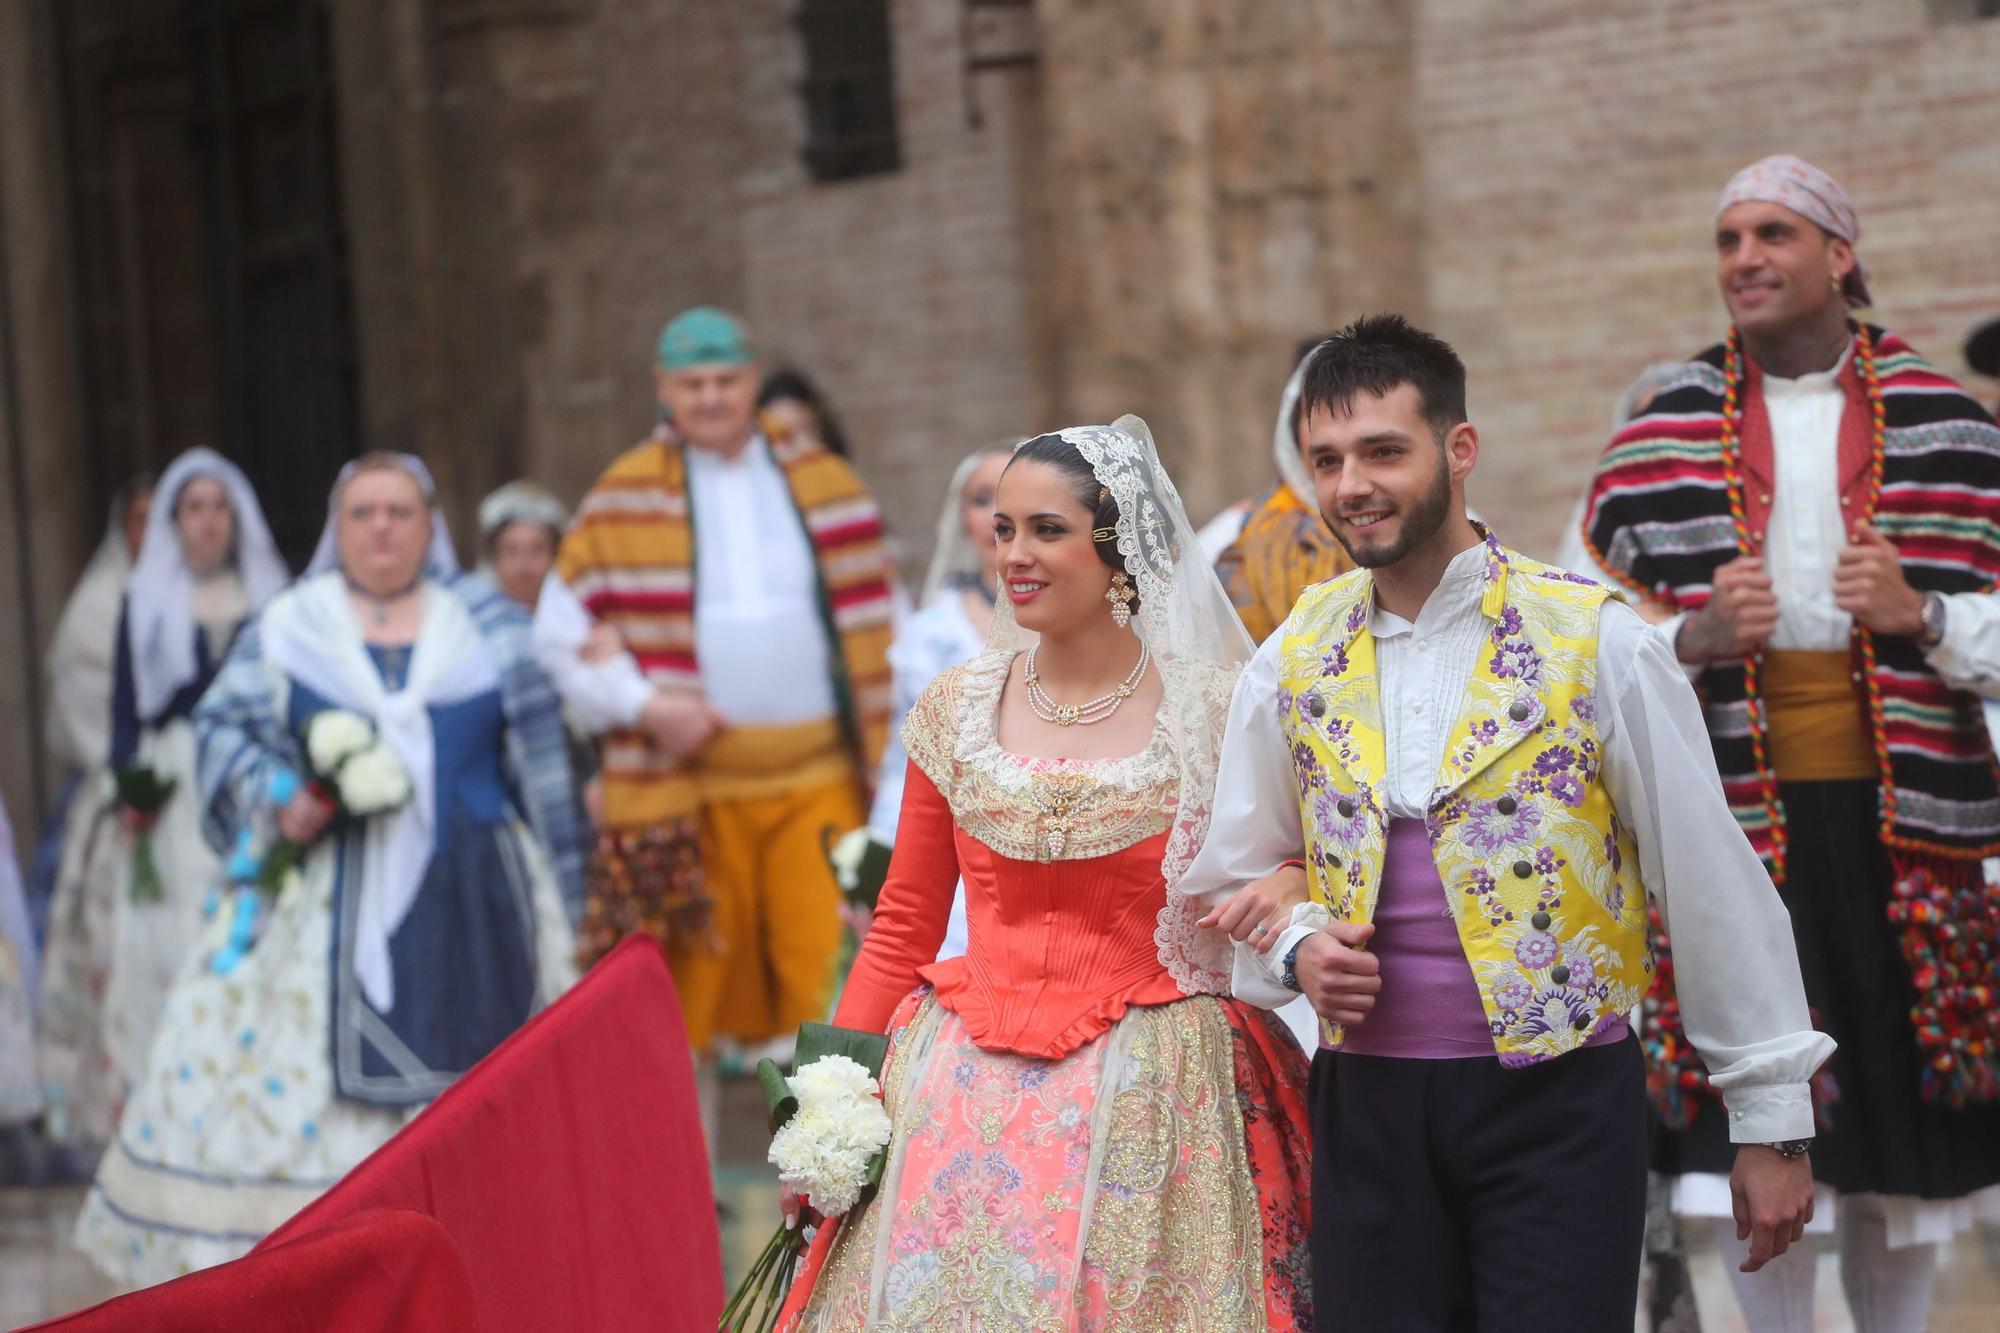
xmin=1276 ymin=540 xmax=1650 ymax=1064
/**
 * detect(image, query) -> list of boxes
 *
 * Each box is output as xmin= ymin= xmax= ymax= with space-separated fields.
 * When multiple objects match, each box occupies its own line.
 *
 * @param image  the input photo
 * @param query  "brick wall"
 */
xmin=1415 ymin=0 xmax=2000 ymax=559
xmin=733 ymin=0 xmax=1051 ymax=578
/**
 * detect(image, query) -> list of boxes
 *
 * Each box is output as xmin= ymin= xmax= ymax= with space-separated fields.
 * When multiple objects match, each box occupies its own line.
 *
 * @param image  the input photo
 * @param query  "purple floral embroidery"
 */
xmin=1534 ymin=846 xmax=1565 ymax=876
xmin=1603 ymin=880 xmax=1627 ymax=919
xmin=1313 ymin=790 xmax=1369 ymax=845
xmin=1460 ymin=799 xmax=1541 ymax=852
xmin=1514 ymin=930 xmax=1560 ymax=969
xmin=1559 ymin=944 xmax=1597 ymax=991
xmin=1492 ymin=606 xmax=1524 ymax=641
xmin=1570 ymin=693 xmax=1598 ymax=724
xmin=1319 ymin=645 xmax=1349 ymax=677
xmin=1345 ymin=601 xmax=1368 ymax=633
xmin=1491 ymin=969 xmax=1534 ymax=1012
xmin=1548 ymin=773 xmax=1585 ymax=807
xmin=1519 ymin=988 xmax=1595 ymax=1039
xmin=1489 ymin=640 xmax=1543 ymax=687
xmin=1276 ymin=686 xmax=1296 ymax=719
xmin=1471 ymin=717 xmax=1500 ymax=744
xmin=1534 ymin=746 xmax=1578 ymax=775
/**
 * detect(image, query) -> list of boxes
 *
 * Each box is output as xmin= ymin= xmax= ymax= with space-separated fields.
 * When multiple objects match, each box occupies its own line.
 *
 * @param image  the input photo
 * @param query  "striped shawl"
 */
xmin=1584 ymin=324 xmax=2000 ymax=1107
xmin=555 ymin=416 xmax=895 ymax=829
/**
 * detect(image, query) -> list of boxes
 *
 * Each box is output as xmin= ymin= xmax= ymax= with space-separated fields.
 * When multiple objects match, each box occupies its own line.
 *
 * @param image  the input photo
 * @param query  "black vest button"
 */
xmin=1513 ymin=861 xmax=1534 ymax=879
xmin=1337 ymin=799 xmax=1356 ymax=819
xmin=1550 ymin=965 xmax=1570 ymax=985
xmin=1496 ymin=796 xmax=1518 ymax=816
xmin=1305 ymin=695 xmax=1326 ymax=718
xmin=1531 ymin=911 xmax=1551 ymax=931
xmin=1508 ymin=701 xmax=1530 ymax=722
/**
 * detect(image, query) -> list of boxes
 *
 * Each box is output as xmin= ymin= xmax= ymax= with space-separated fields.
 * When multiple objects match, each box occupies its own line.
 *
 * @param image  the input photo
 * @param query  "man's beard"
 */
xmin=1324 ymin=454 xmax=1453 ymax=570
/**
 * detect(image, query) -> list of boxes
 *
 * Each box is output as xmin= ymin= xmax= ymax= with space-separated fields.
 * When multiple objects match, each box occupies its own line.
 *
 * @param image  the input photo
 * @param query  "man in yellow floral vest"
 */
xmin=1182 ymin=314 xmax=1831 ymax=1328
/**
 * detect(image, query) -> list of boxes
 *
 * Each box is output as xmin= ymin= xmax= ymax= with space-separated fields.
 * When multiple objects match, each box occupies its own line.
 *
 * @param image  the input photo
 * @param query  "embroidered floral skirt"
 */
xmin=39 ymin=723 xmax=219 ymax=1151
xmin=73 ymin=819 xmax=576 ymax=1287
xmin=779 ymin=989 xmax=1315 ymax=1331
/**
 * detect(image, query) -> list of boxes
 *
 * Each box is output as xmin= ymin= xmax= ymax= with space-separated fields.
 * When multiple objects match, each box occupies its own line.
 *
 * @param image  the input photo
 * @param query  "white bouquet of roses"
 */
xmin=243 ymin=710 xmax=412 ymax=897
xmin=308 ymin=710 xmax=412 ymax=814
xmin=719 ymin=1024 xmax=893 ymax=1332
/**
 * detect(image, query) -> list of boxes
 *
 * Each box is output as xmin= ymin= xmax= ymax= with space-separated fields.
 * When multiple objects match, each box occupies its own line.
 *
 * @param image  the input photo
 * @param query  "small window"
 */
xmin=1927 ymin=0 xmax=2000 ymax=21
xmin=795 ymin=0 xmax=902 ymax=182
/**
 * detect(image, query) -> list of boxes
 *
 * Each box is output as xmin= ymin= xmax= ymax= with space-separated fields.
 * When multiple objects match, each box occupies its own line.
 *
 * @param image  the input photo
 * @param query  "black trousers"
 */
xmin=1310 ymin=1038 xmax=1647 ymax=1332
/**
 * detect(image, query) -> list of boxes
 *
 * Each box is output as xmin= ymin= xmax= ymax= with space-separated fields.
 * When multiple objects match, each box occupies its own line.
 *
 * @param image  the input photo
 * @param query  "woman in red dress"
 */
xmin=778 ymin=419 xmax=1315 ymax=1331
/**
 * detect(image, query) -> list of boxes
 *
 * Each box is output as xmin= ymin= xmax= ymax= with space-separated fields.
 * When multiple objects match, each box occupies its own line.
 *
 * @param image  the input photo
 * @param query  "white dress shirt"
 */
xmin=533 ymin=432 xmax=837 ymax=732
xmin=1181 ymin=540 xmax=1834 ymax=1143
xmin=682 ymin=435 xmax=835 ymax=726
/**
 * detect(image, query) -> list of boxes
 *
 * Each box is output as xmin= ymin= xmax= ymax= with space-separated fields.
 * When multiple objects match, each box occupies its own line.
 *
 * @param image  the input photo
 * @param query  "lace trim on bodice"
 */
xmin=901 ymin=650 xmax=1177 ymax=864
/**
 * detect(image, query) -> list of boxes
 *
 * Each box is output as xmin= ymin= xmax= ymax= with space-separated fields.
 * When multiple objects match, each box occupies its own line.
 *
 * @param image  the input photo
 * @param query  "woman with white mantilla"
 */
xmin=38 ymin=450 xmax=285 ymax=1152
xmin=76 ymin=453 xmax=583 ymax=1285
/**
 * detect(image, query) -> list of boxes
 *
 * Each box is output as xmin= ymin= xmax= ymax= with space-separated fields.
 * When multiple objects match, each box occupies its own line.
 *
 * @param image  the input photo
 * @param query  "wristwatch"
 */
xmin=1761 ymin=1138 xmax=1812 ymax=1160
xmin=1279 ymin=938 xmax=1305 ymax=995
xmin=1919 ymin=591 xmax=1947 ymax=649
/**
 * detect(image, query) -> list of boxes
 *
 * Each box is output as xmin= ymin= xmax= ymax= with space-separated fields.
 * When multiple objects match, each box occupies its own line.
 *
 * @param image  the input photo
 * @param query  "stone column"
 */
xmin=1029 ymin=0 xmax=1422 ymax=520
xmin=0 ymin=0 xmax=95 ymax=827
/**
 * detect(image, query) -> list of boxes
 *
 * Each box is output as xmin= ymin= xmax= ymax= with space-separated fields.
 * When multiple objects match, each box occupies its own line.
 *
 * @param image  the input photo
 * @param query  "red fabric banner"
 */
xmin=23 ymin=1209 xmax=477 ymax=1332
xmin=257 ymin=935 xmax=722 ymax=1331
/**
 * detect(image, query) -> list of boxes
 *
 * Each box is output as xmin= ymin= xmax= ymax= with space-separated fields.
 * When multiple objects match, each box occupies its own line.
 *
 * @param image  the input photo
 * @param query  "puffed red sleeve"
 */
xmin=832 ymin=760 xmax=960 ymax=1035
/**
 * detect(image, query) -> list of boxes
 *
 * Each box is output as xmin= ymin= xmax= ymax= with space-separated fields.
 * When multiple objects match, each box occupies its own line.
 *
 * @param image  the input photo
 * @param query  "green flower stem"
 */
xmin=129 ymin=832 xmax=164 ymax=903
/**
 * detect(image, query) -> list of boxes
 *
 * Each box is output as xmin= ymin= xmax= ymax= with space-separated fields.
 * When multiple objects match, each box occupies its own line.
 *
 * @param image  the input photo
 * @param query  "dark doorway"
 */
xmin=55 ymin=0 xmax=358 ymax=566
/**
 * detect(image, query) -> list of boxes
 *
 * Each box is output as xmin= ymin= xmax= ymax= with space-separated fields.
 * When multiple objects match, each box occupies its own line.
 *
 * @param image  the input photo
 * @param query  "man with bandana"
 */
xmin=1582 ymin=155 xmax=2000 ymax=1331
xmin=534 ymin=307 xmax=895 ymax=1128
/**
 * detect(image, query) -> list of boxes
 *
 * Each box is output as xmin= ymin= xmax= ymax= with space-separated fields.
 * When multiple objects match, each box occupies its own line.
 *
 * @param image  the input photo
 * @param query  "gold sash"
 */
xmin=1760 ymin=650 xmax=1875 ymax=782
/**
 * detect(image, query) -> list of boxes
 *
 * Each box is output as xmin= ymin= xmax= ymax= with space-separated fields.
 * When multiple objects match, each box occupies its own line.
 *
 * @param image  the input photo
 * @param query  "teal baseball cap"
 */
xmin=655 ymin=306 xmax=757 ymax=371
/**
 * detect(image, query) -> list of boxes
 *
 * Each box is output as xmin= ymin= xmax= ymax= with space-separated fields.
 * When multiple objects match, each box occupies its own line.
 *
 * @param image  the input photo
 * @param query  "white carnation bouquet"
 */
xmin=719 ymin=1023 xmax=893 ymax=1332
xmin=239 ymin=709 xmax=412 ymax=898
xmin=307 ymin=709 xmax=413 ymax=815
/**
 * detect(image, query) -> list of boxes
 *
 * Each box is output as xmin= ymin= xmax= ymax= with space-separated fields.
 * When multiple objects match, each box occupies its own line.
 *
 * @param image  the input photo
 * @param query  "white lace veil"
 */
xmin=988 ymin=415 xmax=1253 ymax=993
xmin=919 ymin=445 xmax=1015 ymax=609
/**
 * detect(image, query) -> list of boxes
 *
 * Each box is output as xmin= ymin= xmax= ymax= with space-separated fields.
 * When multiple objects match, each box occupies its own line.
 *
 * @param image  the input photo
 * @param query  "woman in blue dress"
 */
xmin=38 ymin=448 xmax=287 ymax=1152
xmin=76 ymin=452 xmax=584 ymax=1285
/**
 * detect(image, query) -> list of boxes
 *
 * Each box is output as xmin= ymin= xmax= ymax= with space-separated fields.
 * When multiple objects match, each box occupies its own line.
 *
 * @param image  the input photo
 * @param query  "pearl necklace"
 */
xmin=1024 ymin=643 xmax=1149 ymax=727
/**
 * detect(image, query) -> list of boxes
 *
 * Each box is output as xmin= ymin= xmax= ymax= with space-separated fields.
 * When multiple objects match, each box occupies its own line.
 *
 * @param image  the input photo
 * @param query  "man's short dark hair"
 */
xmin=1294 ymin=313 xmax=1468 ymax=446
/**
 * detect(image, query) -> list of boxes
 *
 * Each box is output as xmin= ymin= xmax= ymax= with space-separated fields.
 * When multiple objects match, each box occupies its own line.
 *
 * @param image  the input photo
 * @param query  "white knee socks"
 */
xmin=1836 ymin=1194 xmax=1938 ymax=1333
xmin=1711 ymin=1216 xmax=1816 ymax=1333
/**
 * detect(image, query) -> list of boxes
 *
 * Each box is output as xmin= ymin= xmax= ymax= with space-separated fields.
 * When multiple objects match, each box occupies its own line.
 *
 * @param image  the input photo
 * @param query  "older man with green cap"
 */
xmin=534 ymin=306 xmax=895 ymax=1113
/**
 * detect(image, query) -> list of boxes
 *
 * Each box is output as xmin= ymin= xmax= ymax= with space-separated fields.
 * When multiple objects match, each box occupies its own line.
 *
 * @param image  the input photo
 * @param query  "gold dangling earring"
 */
xmin=1105 ymin=572 xmax=1135 ymax=630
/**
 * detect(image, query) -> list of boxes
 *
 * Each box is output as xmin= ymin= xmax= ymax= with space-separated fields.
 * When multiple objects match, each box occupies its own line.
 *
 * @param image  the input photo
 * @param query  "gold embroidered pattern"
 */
xmin=791 ymin=996 xmax=1267 ymax=1332
xmin=900 ymin=653 xmax=1176 ymax=864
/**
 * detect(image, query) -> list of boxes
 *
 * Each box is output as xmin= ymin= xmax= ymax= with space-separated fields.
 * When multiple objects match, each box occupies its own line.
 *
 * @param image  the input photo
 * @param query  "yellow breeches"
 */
xmin=669 ymin=774 xmax=864 ymax=1052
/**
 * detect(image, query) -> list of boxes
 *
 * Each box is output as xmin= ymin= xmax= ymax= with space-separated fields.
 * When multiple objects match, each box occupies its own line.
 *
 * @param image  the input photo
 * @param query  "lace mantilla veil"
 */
xmin=984 ymin=415 xmax=1254 ymax=994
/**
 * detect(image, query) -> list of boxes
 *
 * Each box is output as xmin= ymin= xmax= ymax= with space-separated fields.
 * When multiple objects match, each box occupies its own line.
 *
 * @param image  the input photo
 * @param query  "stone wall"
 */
xmin=1031 ymin=0 xmax=1425 ymax=521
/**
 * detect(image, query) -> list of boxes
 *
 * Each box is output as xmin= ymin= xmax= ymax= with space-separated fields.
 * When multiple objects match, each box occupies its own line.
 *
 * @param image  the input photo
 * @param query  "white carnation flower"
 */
xmin=337 ymin=743 xmax=413 ymax=815
xmin=828 ymin=828 xmax=872 ymax=893
xmin=307 ymin=710 xmax=375 ymax=774
xmin=767 ymin=1054 xmax=892 ymax=1219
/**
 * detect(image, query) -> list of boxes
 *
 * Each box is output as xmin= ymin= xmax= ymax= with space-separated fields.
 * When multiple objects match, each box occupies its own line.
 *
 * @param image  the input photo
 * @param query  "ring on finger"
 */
xmin=1252 ymin=924 xmax=1269 ymax=939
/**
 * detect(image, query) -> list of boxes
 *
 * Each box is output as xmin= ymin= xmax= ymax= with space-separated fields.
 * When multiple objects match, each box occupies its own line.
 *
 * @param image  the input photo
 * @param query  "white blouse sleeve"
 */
xmin=1596 ymin=601 xmax=1835 ymax=1143
xmin=1178 ymin=637 xmax=1323 ymax=1009
xmin=530 ymin=572 xmax=654 ymax=734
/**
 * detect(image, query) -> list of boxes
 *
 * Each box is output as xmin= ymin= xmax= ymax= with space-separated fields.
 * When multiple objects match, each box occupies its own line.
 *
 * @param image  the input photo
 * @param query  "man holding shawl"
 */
xmin=534 ymin=307 xmax=894 ymax=1113
xmin=1581 ymin=154 xmax=2000 ymax=1331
